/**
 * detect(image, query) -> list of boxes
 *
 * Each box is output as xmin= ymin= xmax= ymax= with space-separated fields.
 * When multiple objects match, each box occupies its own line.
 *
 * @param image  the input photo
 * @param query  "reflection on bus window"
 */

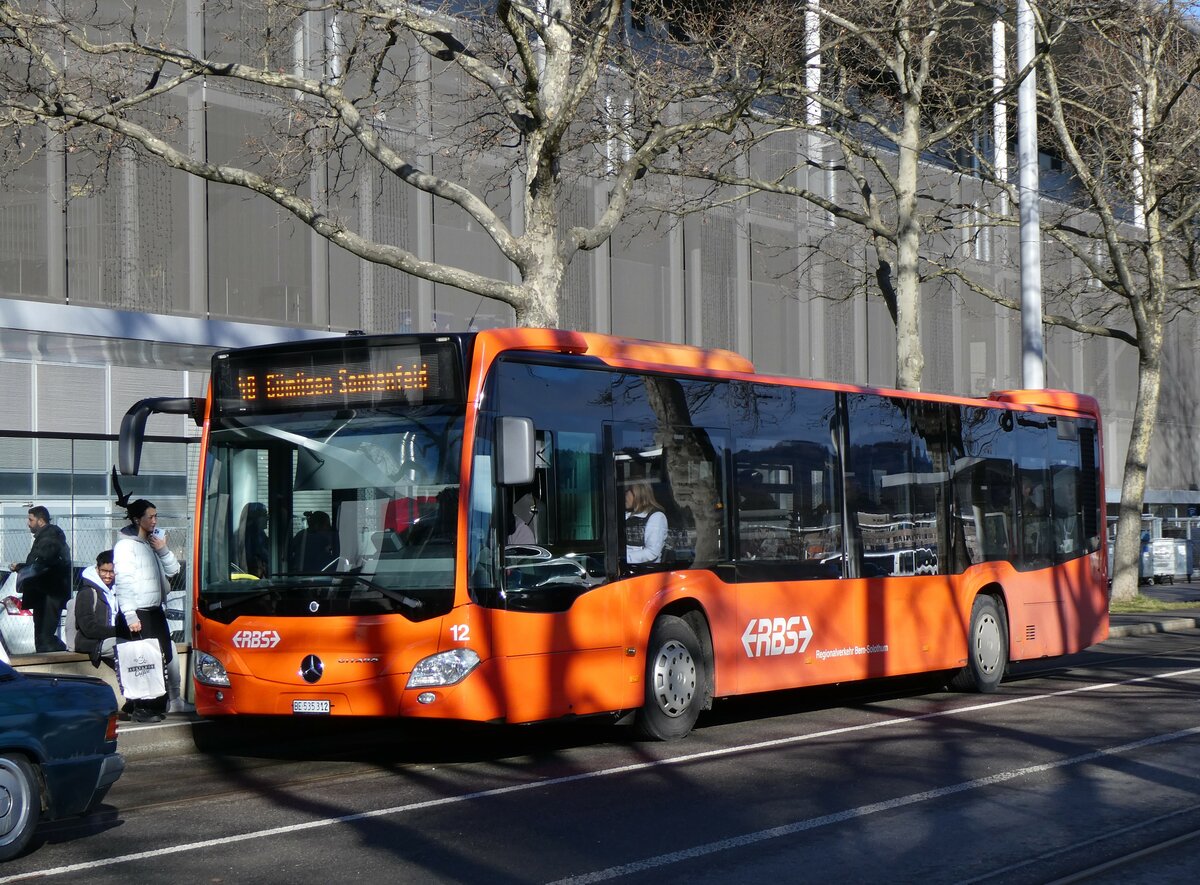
xmin=199 ymin=407 xmax=463 ymax=622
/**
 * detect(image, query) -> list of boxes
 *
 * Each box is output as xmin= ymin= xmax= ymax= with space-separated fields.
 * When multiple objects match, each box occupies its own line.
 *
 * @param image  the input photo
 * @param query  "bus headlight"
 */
xmin=194 ymin=650 xmax=231 ymax=687
xmin=406 ymin=648 xmax=481 ymax=688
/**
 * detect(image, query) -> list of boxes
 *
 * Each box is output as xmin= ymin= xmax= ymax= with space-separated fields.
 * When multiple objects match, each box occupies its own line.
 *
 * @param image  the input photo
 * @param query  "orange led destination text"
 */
xmin=238 ymin=363 xmax=430 ymax=402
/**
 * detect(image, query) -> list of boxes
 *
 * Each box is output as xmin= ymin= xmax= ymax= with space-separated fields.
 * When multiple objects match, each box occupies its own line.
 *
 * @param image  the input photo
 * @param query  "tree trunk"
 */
xmin=1110 ymin=339 xmax=1163 ymax=602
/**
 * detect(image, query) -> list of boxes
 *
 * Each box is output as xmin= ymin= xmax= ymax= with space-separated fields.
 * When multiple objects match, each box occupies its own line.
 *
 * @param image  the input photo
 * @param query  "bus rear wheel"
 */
xmin=951 ymin=595 xmax=1007 ymax=693
xmin=634 ymin=615 xmax=705 ymax=741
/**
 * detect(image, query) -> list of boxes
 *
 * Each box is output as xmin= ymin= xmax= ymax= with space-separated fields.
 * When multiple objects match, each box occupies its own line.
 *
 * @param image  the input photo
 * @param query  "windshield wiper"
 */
xmin=334 ymin=573 xmax=425 ymax=612
xmin=207 ymin=586 xmax=274 ymax=611
xmin=206 ymin=574 xmax=317 ymax=610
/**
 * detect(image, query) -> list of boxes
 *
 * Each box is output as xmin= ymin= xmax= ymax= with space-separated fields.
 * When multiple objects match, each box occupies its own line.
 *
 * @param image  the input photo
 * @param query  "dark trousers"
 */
xmin=30 ymin=597 xmax=68 ymax=653
xmin=118 ymin=606 xmax=173 ymax=713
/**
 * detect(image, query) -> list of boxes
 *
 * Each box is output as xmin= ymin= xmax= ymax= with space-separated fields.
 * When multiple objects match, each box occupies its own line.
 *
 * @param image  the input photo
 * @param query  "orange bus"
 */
xmin=118 ymin=328 xmax=1108 ymax=740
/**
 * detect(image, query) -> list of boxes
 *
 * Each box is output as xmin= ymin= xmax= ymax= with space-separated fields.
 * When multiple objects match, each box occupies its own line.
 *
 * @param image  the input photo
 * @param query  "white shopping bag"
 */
xmin=116 ymin=638 xmax=166 ymax=700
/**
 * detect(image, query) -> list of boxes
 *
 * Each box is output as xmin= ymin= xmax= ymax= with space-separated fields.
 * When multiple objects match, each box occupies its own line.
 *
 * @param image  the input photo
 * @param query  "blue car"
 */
xmin=0 ymin=660 xmax=125 ymax=861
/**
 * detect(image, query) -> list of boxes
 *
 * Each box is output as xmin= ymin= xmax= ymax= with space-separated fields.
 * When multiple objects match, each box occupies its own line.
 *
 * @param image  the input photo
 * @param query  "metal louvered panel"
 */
xmin=37 ymin=438 xmax=71 ymax=471
xmin=1044 ymin=326 xmax=1074 ymax=392
xmin=562 ymin=183 xmax=594 ymax=332
xmin=0 ymin=437 xmax=33 ymax=470
xmin=367 ymin=171 xmax=416 ymax=333
xmin=1085 ymin=336 xmax=1111 ymax=403
xmin=923 ymin=285 xmax=955 ymax=394
xmin=110 ymin=366 xmax=185 ymax=436
xmin=37 ymin=364 xmax=106 ymax=433
xmin=0 ymin=361 xmax=33 ymax=431
xmin=701 ymin=212 xmax=735 ymax=350
xmin=822 ymin=258 xmax=857 ymax=383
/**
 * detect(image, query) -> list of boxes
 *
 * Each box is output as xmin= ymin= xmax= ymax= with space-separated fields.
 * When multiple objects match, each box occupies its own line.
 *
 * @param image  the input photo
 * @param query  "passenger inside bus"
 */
xmin=237 ymin=502 xmax=270 ymax=578
xmin=738 ymin=470 xmax=777 ymax=511
xmin=288 ymin=510 xmax=339 ymax=572
xmin=625 ymin=482 xmax=669 ymax=564
xmin=507 ymin=493 xmax=537 ymax=545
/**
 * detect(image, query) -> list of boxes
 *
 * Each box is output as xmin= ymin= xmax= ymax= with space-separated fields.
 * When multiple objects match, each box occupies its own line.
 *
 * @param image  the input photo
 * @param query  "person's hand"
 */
xmin=129 ymin=620 xmax=142 ymax=634
xmin=149 ymin=532 xmax=167 ymax=552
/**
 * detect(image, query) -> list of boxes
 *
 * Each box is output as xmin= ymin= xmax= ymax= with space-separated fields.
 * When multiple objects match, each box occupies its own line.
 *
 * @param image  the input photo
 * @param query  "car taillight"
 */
xmin=3 ymin=595 xmax=30 ymax=615
xmin=105 ymin=712 xmax=119 ymax=742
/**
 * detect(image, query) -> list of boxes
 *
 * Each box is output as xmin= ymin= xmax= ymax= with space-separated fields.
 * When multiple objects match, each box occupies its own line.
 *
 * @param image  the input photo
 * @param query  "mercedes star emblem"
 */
xmin=299 ymin=654 xmax=324 ymax=684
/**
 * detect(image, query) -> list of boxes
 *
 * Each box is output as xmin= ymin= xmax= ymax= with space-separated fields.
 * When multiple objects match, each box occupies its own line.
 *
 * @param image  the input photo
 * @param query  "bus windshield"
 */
xmin=198 ymin=405 xmax=464 ymax=623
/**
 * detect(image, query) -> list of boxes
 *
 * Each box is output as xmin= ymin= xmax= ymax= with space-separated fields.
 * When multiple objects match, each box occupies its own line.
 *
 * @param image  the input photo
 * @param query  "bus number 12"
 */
xmin=450 ymin=624 xmax=470 ymax=642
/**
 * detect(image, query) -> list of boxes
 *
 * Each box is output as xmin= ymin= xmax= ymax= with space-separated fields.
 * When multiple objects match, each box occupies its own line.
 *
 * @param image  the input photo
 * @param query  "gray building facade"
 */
xmin=3 ymin=2 xmax=1200 ymax=635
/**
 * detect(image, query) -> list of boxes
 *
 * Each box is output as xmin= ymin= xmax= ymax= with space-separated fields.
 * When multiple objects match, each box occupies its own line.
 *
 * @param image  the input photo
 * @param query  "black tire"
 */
xmin=949 ymin=595 xmax=1008 ymax=693
xmin=0 ymin=754 xmax=41 ymax=861
xmin=634 ymin=615 xmax=706 ymax=741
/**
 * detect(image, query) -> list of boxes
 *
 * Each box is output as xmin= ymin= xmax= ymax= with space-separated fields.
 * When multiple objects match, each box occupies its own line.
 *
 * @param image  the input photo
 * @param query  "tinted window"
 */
xmin=845 ymin=396 xmax=946 ymax=577
xmin=477 ymin=360 xmax=613 ymax=611
xmin=951 ymin=406 xmax=1017 ymax=569
xmin=731 ymin=383 xmax=844 ymax=581
xmin=613 ymin=375 xmax=729 ymax=572
xmin=1047 ymin=416 xmax=1102 ymax=561
xmin=1015 ymin=413 xmax=1054 ymax=570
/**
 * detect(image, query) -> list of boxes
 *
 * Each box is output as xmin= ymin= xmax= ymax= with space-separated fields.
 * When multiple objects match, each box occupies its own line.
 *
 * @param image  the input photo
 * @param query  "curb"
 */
xmin=117 ymin=716 xmax=206 ymax=759
xmin=1108 ymin=616 xmax=1200 ymax=639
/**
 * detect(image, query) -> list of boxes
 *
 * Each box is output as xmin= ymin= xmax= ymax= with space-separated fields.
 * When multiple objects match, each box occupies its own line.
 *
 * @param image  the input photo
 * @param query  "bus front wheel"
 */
xmin=951 ymin=595 xmax=1008 ymax=693
xmin=635 ymin=615 xmax=705 ymax=741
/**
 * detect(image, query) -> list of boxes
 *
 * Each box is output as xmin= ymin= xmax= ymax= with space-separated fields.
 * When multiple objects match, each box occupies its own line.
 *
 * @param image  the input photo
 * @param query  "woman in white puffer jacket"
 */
xmin=113 ymin=498 xmax=179 ymax=722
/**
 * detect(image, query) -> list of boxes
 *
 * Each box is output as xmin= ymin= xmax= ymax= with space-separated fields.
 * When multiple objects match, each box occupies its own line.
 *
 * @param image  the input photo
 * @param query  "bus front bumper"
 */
xmin=193 ymin=656 xmax=505 ymax=722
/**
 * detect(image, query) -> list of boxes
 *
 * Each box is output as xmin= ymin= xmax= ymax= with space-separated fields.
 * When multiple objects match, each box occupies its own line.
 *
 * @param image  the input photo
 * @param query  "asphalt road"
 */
xmin=4 ymin=626 xmax=1200 ymax=884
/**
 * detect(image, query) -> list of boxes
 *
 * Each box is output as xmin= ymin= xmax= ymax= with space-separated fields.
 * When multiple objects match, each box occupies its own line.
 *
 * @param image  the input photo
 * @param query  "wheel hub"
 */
xmin=975 ymin=613 xmax=1001 ymax=674
xmin=651 ymin=639 xmax=696 ymax=718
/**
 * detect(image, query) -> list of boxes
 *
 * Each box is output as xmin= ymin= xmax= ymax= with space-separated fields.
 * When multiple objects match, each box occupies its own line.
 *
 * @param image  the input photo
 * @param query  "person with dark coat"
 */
xmin=8 ymin=505 xmax=72 ymax=652
xmin=288 ymin=510 xmax=339 ymax=572
xmin=75 ymin=549 xmax=119 ymax=670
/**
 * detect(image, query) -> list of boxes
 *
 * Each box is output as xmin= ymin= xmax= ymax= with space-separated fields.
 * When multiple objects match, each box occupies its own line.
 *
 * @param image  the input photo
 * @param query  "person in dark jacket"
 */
xmin=75 ymin=549 xmax=118 ymax=670
xmin=8 ymin=505 xmax=72 ymax=652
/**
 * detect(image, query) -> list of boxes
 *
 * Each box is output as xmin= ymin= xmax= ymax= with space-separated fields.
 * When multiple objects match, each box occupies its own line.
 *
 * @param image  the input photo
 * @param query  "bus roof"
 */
xmin=214 ymin=329 xmax=1100 ymax=421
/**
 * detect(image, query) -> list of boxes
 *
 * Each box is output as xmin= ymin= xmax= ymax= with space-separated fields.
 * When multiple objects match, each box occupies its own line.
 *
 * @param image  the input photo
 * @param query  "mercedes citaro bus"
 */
xmin=118 ymin=328 xmax=1107 ymax=740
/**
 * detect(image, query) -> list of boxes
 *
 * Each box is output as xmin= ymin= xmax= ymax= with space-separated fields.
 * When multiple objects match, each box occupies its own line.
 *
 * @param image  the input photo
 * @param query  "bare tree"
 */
xmin=0 ymin=0 xmax=775 ymax=326
xmin=1027 ymin=0 xmax=1200 ymax=600
xmin=662 ymin=0 xmax=1049 ymax=391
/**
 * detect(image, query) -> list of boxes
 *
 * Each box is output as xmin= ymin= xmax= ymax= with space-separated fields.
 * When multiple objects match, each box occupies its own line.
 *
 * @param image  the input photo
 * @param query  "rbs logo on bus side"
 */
xmin=741 ymin=616 xmax=813 ymax=658
xmin=232 ymin=629 xmax=281 ymax=649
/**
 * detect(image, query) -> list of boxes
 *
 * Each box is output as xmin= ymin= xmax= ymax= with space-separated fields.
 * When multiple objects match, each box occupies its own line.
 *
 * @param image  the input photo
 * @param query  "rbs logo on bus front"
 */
xmin=742 ymin=616 xmax=813 ymax=658
xmin=232 ymin=629 xmax=282 ymax=649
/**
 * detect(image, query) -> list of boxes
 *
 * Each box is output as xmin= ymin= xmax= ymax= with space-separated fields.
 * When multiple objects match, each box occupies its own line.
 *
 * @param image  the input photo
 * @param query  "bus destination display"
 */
xmin=213 ymin=341 xmax=461 ymax=415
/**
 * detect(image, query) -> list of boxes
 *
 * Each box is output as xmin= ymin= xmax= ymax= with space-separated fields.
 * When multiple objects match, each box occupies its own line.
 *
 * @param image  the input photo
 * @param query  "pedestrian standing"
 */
xmin=113 ymin=498 xmax=179 ymax=722
xmin=8 ymin=505 xmax=72 ymax=652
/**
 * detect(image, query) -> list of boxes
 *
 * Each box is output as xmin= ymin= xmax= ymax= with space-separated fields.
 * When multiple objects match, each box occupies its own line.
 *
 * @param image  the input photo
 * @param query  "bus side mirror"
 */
xmin=497 ymin=416 xmax=535 ymax=486
xmin=119 ymin=397 xmax=204 ymax=475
